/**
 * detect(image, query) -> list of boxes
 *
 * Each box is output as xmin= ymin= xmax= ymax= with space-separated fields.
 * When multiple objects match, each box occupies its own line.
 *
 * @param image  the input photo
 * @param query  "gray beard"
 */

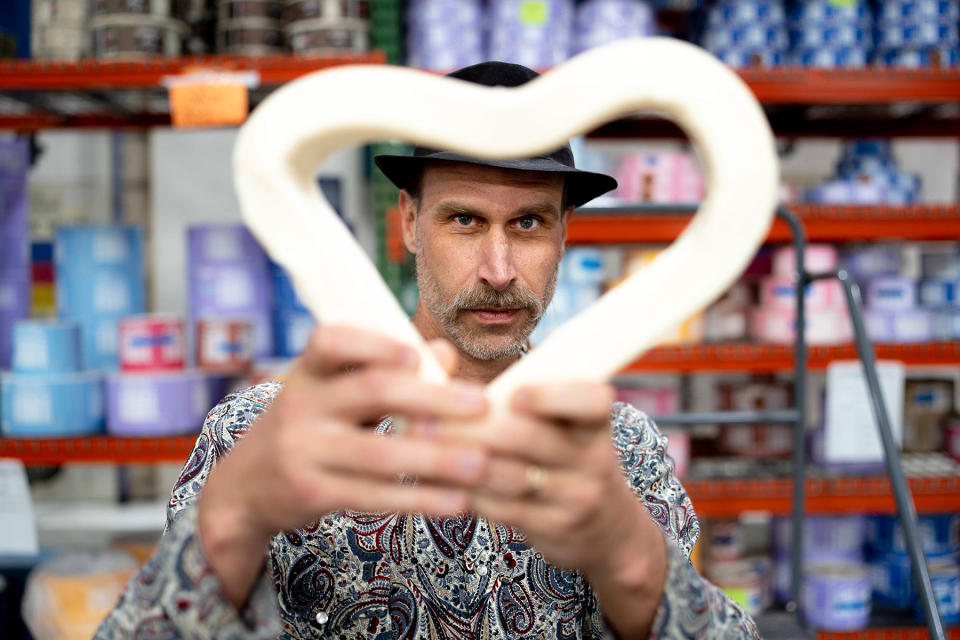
xmin=416 ymin=249 xmax=557 ymax=361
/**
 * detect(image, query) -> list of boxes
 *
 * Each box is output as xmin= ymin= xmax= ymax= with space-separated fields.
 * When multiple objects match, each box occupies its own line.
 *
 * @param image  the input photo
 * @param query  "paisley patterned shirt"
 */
xmin=96 ymin=382 xmax=759 ymax=639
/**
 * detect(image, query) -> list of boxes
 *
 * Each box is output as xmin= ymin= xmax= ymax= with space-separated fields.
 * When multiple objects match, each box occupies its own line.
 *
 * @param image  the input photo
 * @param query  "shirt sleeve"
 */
xmin=95 ymin=383 xmax=285 ymax=639
xmin=609 ymin=402 xmax=761 ymax=639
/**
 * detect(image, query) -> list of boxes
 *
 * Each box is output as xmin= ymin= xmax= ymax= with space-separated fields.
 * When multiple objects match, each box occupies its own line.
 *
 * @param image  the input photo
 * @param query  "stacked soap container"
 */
xmin=55 ymin=225 xmax=146 ymax=370
xmin=187 ymin=224 xmax=272 ymax=363
xmin=1 ymin=320 xmax=105 ymax=437
xmin=107 ymin=314 xmax=211 ymax=436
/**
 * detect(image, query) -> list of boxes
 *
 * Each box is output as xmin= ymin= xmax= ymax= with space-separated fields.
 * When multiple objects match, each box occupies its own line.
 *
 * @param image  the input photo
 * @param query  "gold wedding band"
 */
xmin=524 ymin=465 xmax=548 ymax=495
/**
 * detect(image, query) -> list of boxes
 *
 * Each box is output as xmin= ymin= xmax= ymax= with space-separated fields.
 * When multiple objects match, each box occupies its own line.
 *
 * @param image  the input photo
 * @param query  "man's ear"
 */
xmin=398 ymin=189 xmax=418 ymax=255
xmin=560 ymin=205 xmax=574 ymax=246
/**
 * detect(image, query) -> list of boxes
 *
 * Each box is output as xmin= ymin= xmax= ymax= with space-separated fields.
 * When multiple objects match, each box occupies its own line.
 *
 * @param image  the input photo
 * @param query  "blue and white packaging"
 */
xmin=865 ymin=277 xmax=917 ymax=310
xmin=12 ymin=320 xmax=83 ymax=373
xmin=919 ymin=279 xmax=957 ymax=307
xmin=562 ymin=248 xmax=606 ymax=285
xmin=712 ymin=48 xmax=785 ymax=68
xmin=274 ymin=309 xmax=316 ymax=358
xmin=789 ymin=0 xmax=871 ymax=24
xmin=55 ymin=225 xmax=143 ymax=273
xmin=708 ymin=0 xmax=786 ymax=27
xmin=920 ymin=245 xmax=960 ymax=279
xmin=919 ymin=560 xmax=960 ymax=625
xmin=56 ymin=266 xmax=146 ymax=318
xmin=792 ymin=46 xmax=870 ymax=68
xmin=0 ymin=371 xmax=106 ymax=437
xmin=875 ymin=45 xmax=960 ymax=67
xmin=791 ymin=24 xmax=872 ymax=48
xmin=875 ymin=20 xmax=959 ymax=49
xmin=842 ymin=245 xmax=903 ymax=280
xmin=867 ymin=513 xmax=960 ymax=556
xmin=931 ymin=310 xmax=960 ymax=340
xmin=878 ymin=0 xmax=960 ymax=22
xmin=703 ymin=24 xmax=788 ymax=50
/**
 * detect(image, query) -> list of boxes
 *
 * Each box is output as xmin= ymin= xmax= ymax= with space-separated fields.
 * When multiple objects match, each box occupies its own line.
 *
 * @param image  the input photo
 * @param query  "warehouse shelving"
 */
xmin=623 ymin=342 xmax=960 ymax=373
xmin=0 ymin=435 xmax=196 ymax=465
xmin=687 ymin=473 xmax=960 ymax=518
xmin=0 ymin=52 xmax=386 ymax=129
xmin=569 ymin=204 xmax=960 ymax=244
xmin=817 ymin=628 xmax=960 ymax=640
xmin=1 ymin=62 xmax=959 ymax=131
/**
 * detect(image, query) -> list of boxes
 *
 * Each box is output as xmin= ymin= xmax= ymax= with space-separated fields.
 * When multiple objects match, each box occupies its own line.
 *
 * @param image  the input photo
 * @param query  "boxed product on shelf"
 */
xmin=195 ymin=318 xmax=255 ymax=373
xmin=89 ymin=15 xmax=189 ymax=59
xmin=873 ymin=0 xmax=960 ymax=68
xmin=613 ymin=151 xmax=705 ymax=204
xmin=1 ymin=319 xmax=107 ymax=437
xmin=716 ymin=378 xmax=794 ymax=458
xmin=285 ymin=17 xmax=370 ymax=54
xmin=802 ymin=563 xmax=872 ymax=630
xmin=902 ymin=379 xmax=954 ymax=452
xmin=405 ymin=0 xmax=483 ymax=70
xmin=488 ymin=0 xmax=574 ymax=69
xmin=187 ymin=224 xmax=273 ymax=358
xmin=701 ymin=0 xmax=788 ymax=69
xmin=32 ymin=0 xmax=88 ymax=59
xmin=55 ymin=225 xmax=146 ymax=371
xmin=807 ymin=140 xmax=921 ymax=205
xmin=106 ymin=371 xmax=211 ymax=436
xmin=787 ymin=0 xmax=872 ymax=69
xmin=117 ymin=315 xmax=187 ymax=372
xmin=572 ymin=0 xmax=655 ymax=55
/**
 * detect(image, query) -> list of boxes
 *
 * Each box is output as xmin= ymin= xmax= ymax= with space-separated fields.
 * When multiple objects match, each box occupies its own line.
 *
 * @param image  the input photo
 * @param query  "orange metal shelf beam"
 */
xmin=0 ymin=52 xmax=386 ymax=90
xmin=817 ymin=626 xmax=960 ymax=639
xmin=739 ymin=67 xmax=960 ymax=104
xmin=568 ymin=205 xmax=960 ymax=244
xmin=623 ymin=342 xmax=960 ymax=374
xmin=687 ymin=475 xmax=960 ymax=518
xmin=0 ymin=436 xmax=196 ymax=465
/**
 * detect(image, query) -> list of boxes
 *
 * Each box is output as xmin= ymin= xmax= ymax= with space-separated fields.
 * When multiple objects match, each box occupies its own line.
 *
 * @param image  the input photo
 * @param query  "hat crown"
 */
xmin=446 ymin=61 xmax=540 ymax=87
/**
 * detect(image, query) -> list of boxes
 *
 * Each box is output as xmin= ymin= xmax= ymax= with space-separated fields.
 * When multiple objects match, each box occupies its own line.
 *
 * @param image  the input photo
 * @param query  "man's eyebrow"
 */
xmin=433 ymin=200 xmax=561 ymax=219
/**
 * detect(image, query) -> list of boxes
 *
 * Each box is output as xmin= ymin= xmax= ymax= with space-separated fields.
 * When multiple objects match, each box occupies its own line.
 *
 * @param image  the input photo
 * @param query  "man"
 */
xmin=97 ymin=62 xmax=760 ymax=639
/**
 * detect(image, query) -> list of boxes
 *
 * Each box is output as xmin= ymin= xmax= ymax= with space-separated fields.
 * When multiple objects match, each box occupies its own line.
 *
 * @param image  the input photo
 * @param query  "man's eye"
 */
xmin=516 ymin=216 xmax=540 ymax=230
xmin=454 ymin=214 xmax=474 ymax=226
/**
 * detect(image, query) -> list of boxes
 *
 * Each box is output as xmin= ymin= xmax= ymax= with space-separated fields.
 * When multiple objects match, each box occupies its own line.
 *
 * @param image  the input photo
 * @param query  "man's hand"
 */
xmin=422 ymin=381 xmax=668 ymax=638
xmin=198 ymin=326 xmax=489 ymax=607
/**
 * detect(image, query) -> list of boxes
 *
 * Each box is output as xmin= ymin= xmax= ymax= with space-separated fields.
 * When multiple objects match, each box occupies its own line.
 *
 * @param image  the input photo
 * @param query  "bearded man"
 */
xmin=97 ymin=61 xmax=760 ymax=640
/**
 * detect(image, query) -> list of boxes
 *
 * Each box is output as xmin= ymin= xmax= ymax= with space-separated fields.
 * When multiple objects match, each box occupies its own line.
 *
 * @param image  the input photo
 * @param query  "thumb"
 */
xmin=427 ymin=339 xmax=459 ymax=376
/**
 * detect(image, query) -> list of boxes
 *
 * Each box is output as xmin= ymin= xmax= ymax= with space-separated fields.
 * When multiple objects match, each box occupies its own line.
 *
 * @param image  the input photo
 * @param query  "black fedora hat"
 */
xmin=373 ymin=61 xmax=618 ymax=208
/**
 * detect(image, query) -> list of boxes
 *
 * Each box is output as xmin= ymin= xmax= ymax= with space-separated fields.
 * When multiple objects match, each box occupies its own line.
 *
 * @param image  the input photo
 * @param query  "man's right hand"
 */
xmin=197 ymin=325 xmax=489 ymax=607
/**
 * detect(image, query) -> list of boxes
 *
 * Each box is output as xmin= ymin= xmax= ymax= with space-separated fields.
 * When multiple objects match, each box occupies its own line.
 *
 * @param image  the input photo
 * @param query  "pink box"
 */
xmin=772 ymin=245 xmax=838 ymax=278
xmin=760 ymin=276 xmax=843 ymax=313
xmin=615 ymin=385 xmax=680 ymax=415
xmin=118 ymin=315 xmax=186 ymax=372
xmin=752 ymin=307 xmax=852 ymax=345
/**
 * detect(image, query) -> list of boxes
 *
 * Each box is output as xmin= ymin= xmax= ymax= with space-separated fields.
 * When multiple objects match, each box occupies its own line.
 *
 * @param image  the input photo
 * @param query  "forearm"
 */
xmin=198 ymin=484 xmax=273 ymax=610
xmin=585 ymin=509 xmax=668 ymax=639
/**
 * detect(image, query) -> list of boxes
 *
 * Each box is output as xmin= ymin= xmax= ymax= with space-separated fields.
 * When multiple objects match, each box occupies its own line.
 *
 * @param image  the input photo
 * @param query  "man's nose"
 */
xmin=477 ymin=229 xmax=516 ymax=292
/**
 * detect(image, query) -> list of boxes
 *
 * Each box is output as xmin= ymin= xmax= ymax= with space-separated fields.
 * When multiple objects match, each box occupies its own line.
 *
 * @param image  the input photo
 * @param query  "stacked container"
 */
xmin=867 ymin=513 xmax=960 ymax=625
xmin=701 ymin=0 xmax=788 ymax=69
xmin=89 ymin=0 xmax=190 ymax=59
xmin=187 ymin=224 xmax=273 ymax=364
xmin=874 ymin=0 xmax=960 ymax=68
xmin=489 ymin=0 xmax=574 ymax=69
xmin=808 ymin=140 xmax=921 ymax=205
xmin=0 ymin=139 xmax=31 ymax=369
xmin=613 ymin=151 xmax=705 ymax=204
xmin=788 ymin=0 xmax=873 ymax=68
xmin=32 ymin=0 xmax=88 ymax=59
xmin=1 ymin=320 xmax=105 ymax=437
xmin=572 ymin=0 xmax=655 ymax=56
xmin=271 ymin=264 xmax=316 ymax=358
xmin=107 ymin=314 xmax=211 ymax=436
xmin=217 ymin=0 xmax=285 ymax=55
xmin=55 ymin=225 xmax=146 ymax=371
xmin=285 ymin=0 xmax=371 ymax=55
xmin=405 ymin=0 xmax=484 ymax=70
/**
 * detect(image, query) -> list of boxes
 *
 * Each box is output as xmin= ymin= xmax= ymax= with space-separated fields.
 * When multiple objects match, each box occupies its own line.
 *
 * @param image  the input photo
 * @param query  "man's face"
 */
xmin=404 ymin=162 xmax=569 ymax=360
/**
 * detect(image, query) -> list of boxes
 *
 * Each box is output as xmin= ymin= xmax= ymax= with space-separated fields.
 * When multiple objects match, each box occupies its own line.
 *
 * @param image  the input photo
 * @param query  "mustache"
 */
xmin=448 ymin=284 xmax=543 ymax=314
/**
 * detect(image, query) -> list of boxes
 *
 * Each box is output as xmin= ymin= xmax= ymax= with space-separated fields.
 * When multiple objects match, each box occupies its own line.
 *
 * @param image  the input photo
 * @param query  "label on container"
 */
xmin=119 ymin=383 xmax=160 ymax=424
xmin=825 ymin=361 xmax=904 ymax=463
xmin=13 ymin=386 xmax=53 ymax=425
xmin=165 ymin=71 xmax=258 ymax=128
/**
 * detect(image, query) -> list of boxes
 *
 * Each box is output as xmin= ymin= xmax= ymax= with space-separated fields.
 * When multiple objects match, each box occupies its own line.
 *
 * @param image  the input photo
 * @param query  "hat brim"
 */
xmin=373 ymin=151 xmax=617 ymax=208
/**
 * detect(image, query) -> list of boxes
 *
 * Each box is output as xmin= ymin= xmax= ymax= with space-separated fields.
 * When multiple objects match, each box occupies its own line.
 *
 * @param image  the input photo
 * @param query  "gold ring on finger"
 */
xmin=524 ymin=465 xmax=548 ymax=496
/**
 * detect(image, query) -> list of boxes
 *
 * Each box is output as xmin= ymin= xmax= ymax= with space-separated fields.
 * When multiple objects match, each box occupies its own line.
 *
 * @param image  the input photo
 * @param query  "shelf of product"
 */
xmin=687 ymin=472 xmax=960 ymax=518
xmin=624 ymin=342 xmax=960 ymax=373
xmin=569 ymin=205 xmax=960 ymax=244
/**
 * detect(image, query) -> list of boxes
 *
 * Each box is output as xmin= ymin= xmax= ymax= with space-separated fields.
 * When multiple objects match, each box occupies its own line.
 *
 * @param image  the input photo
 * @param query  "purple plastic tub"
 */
xmin=106 ymin=371 xmax=211 ymax=436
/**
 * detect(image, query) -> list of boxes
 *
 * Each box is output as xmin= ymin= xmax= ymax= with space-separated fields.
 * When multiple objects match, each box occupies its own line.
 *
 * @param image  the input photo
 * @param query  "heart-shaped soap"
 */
xmin=234 ymin=37 xmax=778 ymax=406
